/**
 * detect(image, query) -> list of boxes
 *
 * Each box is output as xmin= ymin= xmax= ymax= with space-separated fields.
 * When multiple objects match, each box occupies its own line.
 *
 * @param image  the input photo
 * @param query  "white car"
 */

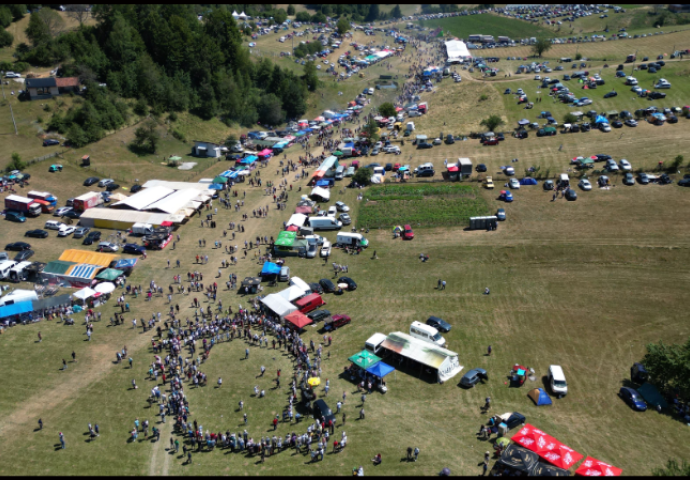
xmin=578 ymin=179 xmax=592 ymax=191
xmin=327 ymin=206 xmax=337 ymax=216
xmin=316 ymin=65 xmax=322 ymax=70
xmin=384 ymin=145 xmax=400 ymax=154
xmin=432 ymin=138 xmax=442 ymax=145
xmin=508 ymin=178 xmax=520 ymax=189
xmin=505 ymin=167 xmax=515 ymax=176
xmin=323 ymin=59 xmax=329 ymax=64
xmin=605 ymin=159 xmax=619 ymax=172
xmin=98 ymin=242 xmax=119 ymax=252
xmin=5 ymin=72 xmax=21 ymax=78
xmin=619 ymin=159 xmax=632 ymax=171
xmin=54 ymin=207 xmax=72 ymax=217
xmin=248 ymin=42 xmax=256 ymax=47
xmin=98 ymin=178 xmax=114 ymax=187
xmin=516 ymin=88 xmax=525 ymax=95
xmin=320 ymin=241 xmax=332 ymax=258
xmin=334 ymin=201 xmax=350 ymax=212
xmin=58 ymin=225 xmax=76 ymax=237
xmin=599 ymin=123 xmax=611 ymax=132
xmin=534 ymin=75 xmax=541 ymax=80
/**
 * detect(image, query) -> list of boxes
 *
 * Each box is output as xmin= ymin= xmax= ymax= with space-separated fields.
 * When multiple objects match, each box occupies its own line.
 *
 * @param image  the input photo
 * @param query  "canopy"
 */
xmin=497 ymin=444 xmax=539 ymax=474
xmin=260 ymin=262 xmax=281 ymax=276
xmin=310 ymin=186 xmax=330 ymax=201
xmin=260 ymin=294 xmax=297 ymax=318
xmin=636 ymin=382 xmax=668 ymax=409
xmin=96 ymin=268 xmax=123 ymax=281
xmin=348 ymin=350 xmax=382 ymax=369
xmin=94 ymin=282 xmax=115 ymax=294
xmin=541 ymin=440 xmax=583 ymax=470
xmin=213 ymin=176 xmax=228 ymax=184
xmin=276 ymin=286 xmax=306 ymax=302
xmin=520 ymin=177 xmax=538 ymax=185
xmin=594 ymin=115 xmax=607 ymax=124
xmin=365 ymin=361 xmax=395 ymax=378
xmin=238 ymin=155 xmax=257 ymax=165
xmin=575 ymin=457 xmax=622 ymax=477
xmin=295 ymin=205 xmax=312 ymax=215
xmin=275 ymin=231 xmax=297 ymax=248
xmin=528 ymin=388 xmax=553 ymax=406
xmin=73 ymin=287 xmax=97 ymax=300
xmin=518 ymin=118 xmax=530 ymax=125
xmin=258 ymin=149 xmax=272 ymax=157
xmin=511 ymin=424 xmax=552 ymax=454
xmin=512 ymin=424 xmax=582 ymax=470
xmin=332 ymin=151 xmax=343 ymax=156
xmin=307 ymin=377 xmax=321 ymax=387
xmin=284 ymin=311 xmax=312 ymax=329
xmin=113 ymin=258 xmax=137 ymax=269
xmin=0 ymin=301 xmax=33 ymax=320
xmin=447 ymin=165 xmax=459 ymax=172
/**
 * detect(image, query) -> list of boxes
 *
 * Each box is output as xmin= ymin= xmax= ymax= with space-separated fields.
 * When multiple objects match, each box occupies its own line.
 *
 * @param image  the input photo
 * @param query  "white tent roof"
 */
xmin=112 ymin=186 xmax=173 ymax=211
xmin=78 ymin=208 xmax=178 ymax=225
xmin=287 ymin=213 xmax=308 ymax=227
xmin=445 ymin=40 xmax=471 ymax=61
xmin=260 ymin=294 xmax=298 ymax=318
xmin=146 ymin=189 xmax=204 ymax=214
xmin=141 ymin=180 xmax=214 ymax=192
xmin=276 ymin=286 xmax=306 ymax=303
xmin=289 ymin=276 xmax=312 ymax=295
xmin=310 ymin=186 xmax=330 ymax=201
xmin=73 ymin=287 xmax=97 ymax=300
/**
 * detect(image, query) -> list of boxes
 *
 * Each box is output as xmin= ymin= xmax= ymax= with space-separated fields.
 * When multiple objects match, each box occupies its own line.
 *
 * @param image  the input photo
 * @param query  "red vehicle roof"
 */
xmin=294 ymin=293 xmax=323 ymax=307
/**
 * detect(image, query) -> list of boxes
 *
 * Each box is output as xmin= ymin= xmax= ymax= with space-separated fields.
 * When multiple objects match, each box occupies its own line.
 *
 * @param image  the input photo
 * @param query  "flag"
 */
xmin=437 ymin=29 xmax=444 ymax=37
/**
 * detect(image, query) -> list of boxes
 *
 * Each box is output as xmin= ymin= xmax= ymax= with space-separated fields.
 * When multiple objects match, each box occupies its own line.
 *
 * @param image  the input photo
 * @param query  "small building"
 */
xmin=25 ymin=77 xmax=80 ymax=100
xmin=192 ymin=140 xmax=224 ymax=158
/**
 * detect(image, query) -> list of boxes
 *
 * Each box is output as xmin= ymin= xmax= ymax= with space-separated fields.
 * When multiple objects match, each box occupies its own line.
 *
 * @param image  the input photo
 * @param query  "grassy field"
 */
xmin=2 ymin=17 xmax=690 ymax=477
xmin=359 ymin=184 xmax=490 ymax=228
xmin=422 ymin=14 xmax=555 ymax=40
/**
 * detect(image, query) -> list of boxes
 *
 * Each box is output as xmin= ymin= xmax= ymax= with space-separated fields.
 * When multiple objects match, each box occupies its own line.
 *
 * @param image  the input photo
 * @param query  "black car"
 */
xmin=565 ymin=189 xmax=577 ymax=201
xmin=319 ymin=278 xmax=336 ymax=293
xmin=130 ymin=184 xmax=143 ymax=193
xmin=580 ymin=122 xmax=591 ymax=132
xmin=338 ymin=277 xmax=357 ymax=291
xmin=14 ymin=249 xmax=34 ymax=262
xmin=504 ymin=88 xmax=511 ymax=94
xmin=502 ymin=412 xmax=527 ymax=430
xmin=384 ymin=163 xmax=393 ymax=172
xmin=62 ymin=210 xmax=82 ymax=219
xmin=312 ymin=399 xmax=336 ymax=425
xmin=611 ymin=120 xmax=623 ymax=128
xmin=476 ymin=164 xmax=487 ymax=172
xmin=417 ymin=169 xmax=435 ymax=178
xmin=25 ymin=229 xmax=49 ymax=238
xmin=638 ymin=173 xmax=650 ymax=185
xmin=308 ymin=282 xmax=324 ymax=295
xmin=659 ymin=173 xmax=672 ymax=185
xmin=123 ymin=243 xmax=146 ymax=254
xmin=668 ymin=115 xmax=678 ymax=124
xmin=603 ymin=91 xmax=618 ymax=98
xmin=459 ymin=368 xmax=488 ymax=388
xmin=83 ymin=177 xmax=100 ymax=187
xmin=43 ymin=139 xmax=60 ymax=147
xmin=426 ymin=316 xmax=451 ymax=332
xmin=445 ymin=134 xmax=455 ymax=144
xmin=106 ymin=183 xmax=120 ymax=192
xmin=648 ymin=92 xmax=666 ymax=100
xmin=679 ymin=178 xmax=690 ymax=187
xmin=5 ymin=242 xmax=31 ymax=251
xmin=307 ymin=309 xmax=331 ymax=323
xmin=82 ymin=231 xmax=102 ymax=245
xmin=593 ymin=154 xmax=612 ymax=162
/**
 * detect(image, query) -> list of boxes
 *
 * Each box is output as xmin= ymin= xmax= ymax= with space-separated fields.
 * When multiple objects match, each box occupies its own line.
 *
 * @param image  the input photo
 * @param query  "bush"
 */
xmin=167 ymin=111 xmax=178 ymax=122
xmin=7 ymin=152 xmax=26 ymax=171
xmin=171 ymin=129 xmax=185 ymax=142
xmin=575 ymin=53 xmax=582 ymax=61
xmin=43 ymin=103 xmax=51 ymax=112
xmin=353 ymin=167 xmax=373 ymax=186
xmin=133 ymin=98 xmax=148 ymax=116
xmin=36 ymin=115 xmax=43 ymax=123
xmin=479 ymin=94 xmax=489 ymax=102
xmin=13 ymin=61 xmax=29 ymax=73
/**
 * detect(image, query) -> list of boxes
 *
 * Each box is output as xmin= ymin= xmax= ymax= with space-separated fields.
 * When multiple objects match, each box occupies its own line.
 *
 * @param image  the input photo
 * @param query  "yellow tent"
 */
xmin=59 ymin=249 xmax=118 ymax=267
xmin=307 ymin=377 xmax=321 ymax=387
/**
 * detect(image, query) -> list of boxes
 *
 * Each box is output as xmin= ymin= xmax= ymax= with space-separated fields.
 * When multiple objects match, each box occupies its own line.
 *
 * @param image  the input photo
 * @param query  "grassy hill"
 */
xmin=422 ymin=14 xmax=556 ymax=40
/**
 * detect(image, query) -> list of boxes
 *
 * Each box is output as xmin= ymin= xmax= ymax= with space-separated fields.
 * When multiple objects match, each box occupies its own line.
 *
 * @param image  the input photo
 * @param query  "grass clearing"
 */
xmin=423 ymin=14 xmax=555 ymax=40
xmin=359 ymin=183 xmax=490 ymax=228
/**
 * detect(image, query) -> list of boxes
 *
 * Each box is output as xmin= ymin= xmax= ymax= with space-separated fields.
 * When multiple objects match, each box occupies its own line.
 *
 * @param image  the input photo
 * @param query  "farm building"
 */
xmin=192 ymin=140 xmax=225 ymax=158
xmin=25 ymin=77 xmax=80 ymax=100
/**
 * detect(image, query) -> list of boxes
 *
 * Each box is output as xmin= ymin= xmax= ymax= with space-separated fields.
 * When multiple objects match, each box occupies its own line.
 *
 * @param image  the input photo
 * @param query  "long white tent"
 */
xmin=142 ymin=180 xmax=215 ymax=191
xmin=112 ymin=186 xmax=174 ymax=211
xmin=146 ymin=188 xmax=205 ymax=214
xmin=260 ymin=294 xmax=298 ymax=318
xmin=445 ymin=40 xmax=472 ymax=62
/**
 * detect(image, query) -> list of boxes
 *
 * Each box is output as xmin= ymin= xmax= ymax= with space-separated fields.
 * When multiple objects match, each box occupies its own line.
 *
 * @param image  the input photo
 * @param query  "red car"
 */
xmin=402 ymin=224 xmax=415 ymax=240
xmin=324 ymin=314 xmax=351 ymax=331
xmin=393 ymin=163 xmax=401 ymax=171
xmin=483 ymin=138 xmax=500 ymax=146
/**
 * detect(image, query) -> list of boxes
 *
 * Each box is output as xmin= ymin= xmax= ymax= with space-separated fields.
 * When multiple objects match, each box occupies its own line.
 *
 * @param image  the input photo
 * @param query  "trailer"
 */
xmin=73 ymin=191 xmax=103 ymax=212
xmin=27 ymin=190 xmax=57 ymax=207
xmin=4 ymin=195 xmax=42 ymax=217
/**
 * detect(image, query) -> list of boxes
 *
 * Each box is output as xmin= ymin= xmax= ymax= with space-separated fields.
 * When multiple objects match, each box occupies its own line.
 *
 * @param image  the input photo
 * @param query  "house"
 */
xmin=25 ymin=77 xmax=80 ymax=100
xmin=192 ymin=140 xmax=225 ymax=158
xmin=669 ymin=4 xmax=690 ymax=13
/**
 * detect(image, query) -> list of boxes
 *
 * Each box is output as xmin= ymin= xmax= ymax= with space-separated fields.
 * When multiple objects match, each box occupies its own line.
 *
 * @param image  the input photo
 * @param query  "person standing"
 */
xmin=38 ymin=418 xmax=43 ymax=430
xmin=441 ymin=280 xmax=446 ymax=290
xmin=62 ymin=359 xmax=67 ymax=371
xmin=72 ymin=351 xmax=76 ymax=363
xmin=487 ymin=345 xmax=492 ymax=356
xmin=59 ymin=432 xmax=65 ymax=449
xmin=414 ymin=447 xmax=420 ymax=462
xmin=38 ymin=331 xmax=42 ymax=343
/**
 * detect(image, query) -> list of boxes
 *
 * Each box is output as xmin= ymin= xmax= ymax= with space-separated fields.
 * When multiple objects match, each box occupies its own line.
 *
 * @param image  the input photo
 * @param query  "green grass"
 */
xmin=359 ymin=183 xmax=490 ymax=228
xmin=423 ymin=14 xmax=556 ymax=40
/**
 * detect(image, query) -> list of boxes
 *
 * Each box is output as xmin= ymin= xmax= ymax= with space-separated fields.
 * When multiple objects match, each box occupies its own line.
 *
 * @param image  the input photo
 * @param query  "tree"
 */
xmin=273 ymin=9 xmax=288 ymax=25
xmin=390 ymin=5 xmax=402 ymax=19
xmin=295 ymin=11 xmax=311 ymax=22
xmin=672 ymin=155 xmax=684 ymax=171
xmin=362 ymin=118 xmax=380 ymax=144
xmin=480 ymin=114 xmax=504 ymax=132
xmin=257 ymin=93 xmax=285 ymax=127
xmin=532 ymin=37 xmax=552 ymax=58
xmin=7 ymin=152 xmax=25 ymax=171
xmin=132 ymin=119 xmax=160 ymax=153
xmin=303 ymin=60 xmax=318 ymax=92
xmin=311 ymin=12 xmax=326 ymax=24
xmin=9 ymin=4 xmax=26 ymax=21
xmin=287 ymin=5 xmax=296 ymax=16
xmin=0 ymin=7 xmax=12 ymax=28
xmin=25 ymin=11 xmax=51 ymax=46
xmin=642 ymin=337 xmax=690 ymax=392
xmin=563 ymin=113 xmax=578 ymax=124
xmin=66 ymin=8 xmax=90 ymax=26
xmin=378 ymin=102 xmax=396 ymax=118
xmin=0 ymin=27 xmax=12 ymax=47
xmin=366 ymin=4 xmax=380 ymax=22
xmin=353 ymin=167 xmax=373 ymax=186
xmin=653 ymin=459 xmax=690 ymax=476
xmin=336 ymin=17 xmax=349 ymax=36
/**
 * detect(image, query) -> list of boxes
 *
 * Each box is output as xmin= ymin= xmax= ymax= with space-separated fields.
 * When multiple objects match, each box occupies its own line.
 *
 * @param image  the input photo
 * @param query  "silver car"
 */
xmin=335 ymin=201 xmax=350 ymax=212
xmin=98 ymin=178 xmax=114 ymax=187
xmin=339 ymin=213 xmax=352 ymax=225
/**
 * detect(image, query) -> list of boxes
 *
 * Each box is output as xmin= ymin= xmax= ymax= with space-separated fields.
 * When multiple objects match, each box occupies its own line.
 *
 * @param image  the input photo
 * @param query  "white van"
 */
xmin=9 ymin=261 xmax=32 ymax=282
xmin=410 ymin=321 xmax=446 ymax=347
xmin=132 ymin=223 xmax=154 ymax=236
xmin=406 ymin=121 xmax=415 ymax=132
xmin=336 ymin=232 xmax=369 ymax=248
xmin=373 ymin=166 xmax=385 ymax=176
xmin=308 ymin=217 xmax=342 ymax=231
xmin=334 ymin=165 xmax=345 ymax=180
xmin=548 ymin=365 xmax=568 ymax=397
xmin=365 ymin=333 xmax=387 ymax=355
xmin=0 ymin=260 xmax=18 ymax=280
xmin=557 ymin=173 xmax=570 ymax=187
xmin=44 ymin=220 xmax=63 ymax=231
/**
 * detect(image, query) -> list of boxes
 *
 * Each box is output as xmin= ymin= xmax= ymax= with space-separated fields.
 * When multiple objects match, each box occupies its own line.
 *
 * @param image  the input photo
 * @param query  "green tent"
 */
xmin=275 ymin=231 xmax=297 ymax=247
xmin=332 ymin=151 xmax=343 ymax=156
xmin=348 ymin=350 xmax=382 ymax=369
xmin=43 ymin=260 xmax=76 ymax=275
xmin=213 ymin=176 xmax=228 ymax=184
xmin=96 ymin=268 xmax=124 ymax=281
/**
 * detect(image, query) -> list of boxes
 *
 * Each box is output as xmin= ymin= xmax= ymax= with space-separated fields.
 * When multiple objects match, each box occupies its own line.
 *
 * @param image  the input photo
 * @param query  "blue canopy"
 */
xmin=239 ymin=155 xmax=257 ymax=165
xmin=520 ymin=177 xmax=538 ymax=185
xmin=0 ymin=301 xmax=33 ymax=319
xmin=594 ymin=115 xmax=607 ymax=124
xmin=365 ymin=361 xmax=395 ymax=378
xmin=315 ymin=179 xmax=335 ymax=187
xmin=260 ymin=262 xmax=281 ymax=276
xmin=529 ymin=388 xmax=553 ymax=406
xmin=209 ymin=184 xmax=224 ymax=190
xmin=114 ymin=258 xmax=137 ymax=269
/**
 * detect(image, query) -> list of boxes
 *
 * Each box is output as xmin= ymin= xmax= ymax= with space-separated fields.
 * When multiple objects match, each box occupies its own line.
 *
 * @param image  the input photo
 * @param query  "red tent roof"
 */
xmin=295 ymin=205 xmax=312 ymax=215
xmin=286 ymin=225 xmax=299 ymax=232
xmin=540 ymin=440 xmax=583 ymax=470
xmin=284 ymin=311 xmax=312 ymax=329
xmin=511 ymin=424 xmax=552 ymax=455
xmin=575 ymin=457 xmax=622 ymax=477
xmin=447 ymin=165 xmax=459 ymax=172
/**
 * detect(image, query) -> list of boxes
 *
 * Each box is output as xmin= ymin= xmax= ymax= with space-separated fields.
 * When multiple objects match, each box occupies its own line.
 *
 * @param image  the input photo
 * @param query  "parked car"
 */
xmin=83 ymin=231 xmax=102 ymax=245
xmin=611 ymin=120 xmax=623 ymax=128
xmin=130 ymin=184 xmax=143 ymax=193
xmin=619 ymin=159 xmax=632 ymax=171
xmin=83 ymin=177 xmax=100 ymax=186
xmin=58 ymin=225 xmax=76 ymax=237
xmin=6 ymin=211 xmax=26 ymax=223
xmin=565 ymin=189 xmax=578 ymax=201
xmin=426 ymin=316 xmax=451 ymax=332
xmin=599 ymin=122 xmax=611 ymax=132
xmin=496 ymin=208 xmax=506 ymax=221
xmin=334 ymin=201 xmax=350 ymax=212
xmin=106 ymin=183 xmax=120 ymax=192
xmin=402 ymin=224 xmax=414 ymax=240
xmin=307 ymin=309 xmax=332 ymax=323
xmin=337 ymin=277 xmax=357 ymax=291
xmin=73 ymin=227 xmax=90 ymax=238
xmin=603 ymin=91 xmax=618 ymax=98
xmin=123 ymin=243 xmax=146 ymax=254
xmin=659 ymin=173 xmax=672 ymax=185
xmin=98 ymin=242 xmax=119 ymax=252
xmin=323 ymin=314 xmax=351 ymax=331
xmin=678 ymin=178 xmax=690 ymax=187
xmin=53 ymin=207 xmax=71 ymax=217
xmin=320 ymin=241 xmax=332 ymax=258
xmin=43 ymin=139 xmax=60 ymax=147
xmin=460 ymin=368 xmax=489 ymax=388
xmin=508 ymin=178 xmax=520 ymax=189
xmin=476 ymin=164 xmax=487 ymax=172
xmin=25 ymin=229 xmax=49 ymax=238
xmin=638 ymin=173 xmax=650 ymax=185
xmin=5 ymin=242 xmax=31 ymax=251
xmin=98 ymin=178 xmax=114 ymax=187
xmin=62 ymin=210 xmax=81 ymax=220
xmin=483 ymin=176 xmax=494 ymax=189
xmin=14 ymin=249 xmax=34 ymax=262
xmin=619 ymin=387 xmax=647 ymax=411
xmin=308 ymin=282 xmax=324 ymax=295
xmin=312 ymin=399 xmax=336 ymax=424
xmin=319 ymin=278 xmax=337 ymax=293
xmin=339 ymin=213 xmax=351 ymax=225
xmin=578 ymin=179 xmax=592 ymax=191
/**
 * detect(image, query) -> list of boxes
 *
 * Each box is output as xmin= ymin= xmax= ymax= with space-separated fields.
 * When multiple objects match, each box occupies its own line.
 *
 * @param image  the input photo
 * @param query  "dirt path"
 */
xmin=148 ymin=419 xmax=173 ymax=476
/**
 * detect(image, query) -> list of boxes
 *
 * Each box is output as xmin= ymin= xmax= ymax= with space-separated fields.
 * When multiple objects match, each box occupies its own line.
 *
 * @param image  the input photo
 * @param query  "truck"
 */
xmin=32 ymin=199 xmax=54 ymax=214
xmin=73 ymin=191 xmax=104 ymax=212
xmin=337 ymin=142 xmax=359 ymax=158
xmin=0 ymin=287 xmax=38 ymax=306
xmin=418 ymin=102 xmax=428 ymax=114
xmin=9 ymin=261 xmax=32 ymax=282
xmin=131 ymin=223 xmax=155 ymax=236
xmin=4 ymin=195 xmax=42 ymax=217
xmin=27 ymin=191 xmax=58 ymax=207
xmin=458 ymin=158 xmax=473 ymax=176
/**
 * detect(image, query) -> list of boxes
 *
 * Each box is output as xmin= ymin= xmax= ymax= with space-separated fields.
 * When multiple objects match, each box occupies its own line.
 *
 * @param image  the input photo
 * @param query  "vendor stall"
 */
xmin=380 ymin=332 xmax=463 ymax=383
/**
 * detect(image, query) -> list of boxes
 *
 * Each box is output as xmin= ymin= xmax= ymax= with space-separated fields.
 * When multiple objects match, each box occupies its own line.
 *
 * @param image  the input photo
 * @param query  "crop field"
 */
xmin=359 ymin=184 xmax=490 ymax=229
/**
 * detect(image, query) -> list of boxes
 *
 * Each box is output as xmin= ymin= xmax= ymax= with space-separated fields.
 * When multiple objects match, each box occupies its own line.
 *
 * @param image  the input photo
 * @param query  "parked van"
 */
xmin=295 ymin=293 xmax=326 ymax=314
xmin=0 ymin=260 xmax=19 ymax=280
xmin=132 ymin=223 xmax=155 ymax=236
xmin=44 ymin=220 xmax=63 ymax=231
xmin=308 ymin=217 xmax=342 ymax=231
xmin=335 ymin=165 xmax=345 ymax=180
xmin=9 ymin=261 xmax=32 ymax=282
xmin=365 ymin=333 xmax=387 ymax=355
xmin=279 ymin=266 xmax=290 ymax=282
xmin=373 ymin=166 xmax=385 ymax=176
xmin=336 ymin=232 xmax=368 ymax=248
xmin=548 ymin=365 xmax=568 ymax=398
xmin=410 ymin=320 xmax=446 ymax=347
xmin=557 ymin=173 xmax=570 ymax=187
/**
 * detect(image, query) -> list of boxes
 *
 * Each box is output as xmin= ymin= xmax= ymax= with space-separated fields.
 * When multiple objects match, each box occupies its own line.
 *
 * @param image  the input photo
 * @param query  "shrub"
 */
xmin=479 ymin=94 xmax=489 ymax=102
xmin=7 ymin=152 xmax=26 ymax=171
xmin=171 ymin=129 xmax=186 ymax=142
xmin=167 ymin=111 xmax=178 ymax=122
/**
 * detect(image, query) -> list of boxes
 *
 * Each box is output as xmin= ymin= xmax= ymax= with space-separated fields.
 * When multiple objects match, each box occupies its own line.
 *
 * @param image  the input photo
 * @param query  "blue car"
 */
xmin=123 ymin=243 xmax=146 ymax=255
xmin=619 ymin=387 xmax=647 ymax=411
xmin=499 ymin=190 xmax=513 ymax=202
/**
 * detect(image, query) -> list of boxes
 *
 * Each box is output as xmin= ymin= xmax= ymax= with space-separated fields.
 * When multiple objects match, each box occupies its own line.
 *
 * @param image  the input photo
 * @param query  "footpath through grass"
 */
xmin=359 ymin=183 xmax=490 ymax=229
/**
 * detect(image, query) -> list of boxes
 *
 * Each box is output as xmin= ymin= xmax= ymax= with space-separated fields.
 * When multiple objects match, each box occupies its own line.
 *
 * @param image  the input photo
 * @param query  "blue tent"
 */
xmin=239 ymin=155 xmax=257 ymax=165
xmin=520 ymin=177 xmax=538 ymax=186
xmin=260 ymin=262 xmax=281 ymax=276
xmin=209 ymin=184 xmax=224 ymax=190
xmin=594 ymin=115 xmax=607 ymax=124
xmin=528 ymin=388 xmax=553 ymax=406
xmin=365 ymin=361 xmax=395 ymax=378
xmin=315 ymin=179 xmax=334 ymax=187
xmin=114 ymin=258 xmax=137 ymax=269
xmin=0 ymin=301 xmax=33 ymax=320
xmin=637 ymin=382 xmax=668 ymax=409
